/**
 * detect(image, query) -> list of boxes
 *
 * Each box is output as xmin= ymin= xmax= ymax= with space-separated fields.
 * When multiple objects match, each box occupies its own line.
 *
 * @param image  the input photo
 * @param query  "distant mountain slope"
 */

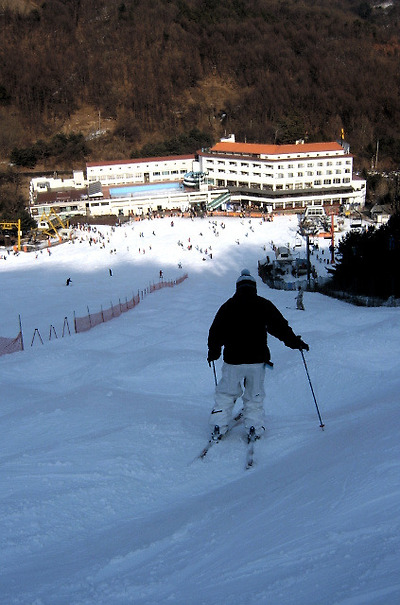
xmin=1 ymin=0 xmax=400 ymax=166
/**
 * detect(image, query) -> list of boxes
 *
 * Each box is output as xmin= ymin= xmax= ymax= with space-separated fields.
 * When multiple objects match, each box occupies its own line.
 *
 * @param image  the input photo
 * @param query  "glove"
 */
xmin=207 ymin=347 xmax=221 ymax=366
xmin=296 ymin=336 xmax=309 ymax=352
xmin=287 ymin=335 xmax=309 ymax=351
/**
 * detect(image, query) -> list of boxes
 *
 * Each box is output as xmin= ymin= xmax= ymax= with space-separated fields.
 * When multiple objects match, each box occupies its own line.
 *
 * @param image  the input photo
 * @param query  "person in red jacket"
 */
xmin=207 ymin=269 xmax=309 ymax=441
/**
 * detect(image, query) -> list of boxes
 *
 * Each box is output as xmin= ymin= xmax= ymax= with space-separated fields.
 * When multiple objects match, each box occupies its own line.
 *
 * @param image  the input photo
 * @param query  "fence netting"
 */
xmin=74 ymin=274 xmax=188 ymax=334
xmin=1 ymin=274 xmax=188 ymax=354
xmin=0 ymin=333 xmax=23 ymax=357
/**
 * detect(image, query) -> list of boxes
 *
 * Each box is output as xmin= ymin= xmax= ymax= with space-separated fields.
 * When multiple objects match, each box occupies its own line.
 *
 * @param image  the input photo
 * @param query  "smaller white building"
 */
xmin=29 ymin=171 xmax=85 ymax=204
xmin=86 ymin=155 xmax=195 ymax=186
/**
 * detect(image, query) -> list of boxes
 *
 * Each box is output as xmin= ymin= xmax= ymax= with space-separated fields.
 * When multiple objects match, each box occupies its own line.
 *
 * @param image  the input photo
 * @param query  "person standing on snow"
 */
xmin=296 ymin=285 xmax=305 ymax=310
xmin=207 ymin=269 xmax=309 ymax=442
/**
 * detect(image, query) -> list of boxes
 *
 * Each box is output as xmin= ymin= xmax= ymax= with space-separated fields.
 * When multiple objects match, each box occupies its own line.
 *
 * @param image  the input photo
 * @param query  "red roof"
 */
xmin=209 ymin=141 xmax=344 ymax=156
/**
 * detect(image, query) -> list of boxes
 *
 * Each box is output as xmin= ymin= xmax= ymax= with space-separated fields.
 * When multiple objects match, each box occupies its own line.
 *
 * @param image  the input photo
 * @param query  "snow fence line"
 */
xmin=0 ymin=334 xmax=24 ymax=357
xmin=0 ymin=274 xmax=188 ymax=357
xmin=73 ymin=273 xmax=188 ymax=334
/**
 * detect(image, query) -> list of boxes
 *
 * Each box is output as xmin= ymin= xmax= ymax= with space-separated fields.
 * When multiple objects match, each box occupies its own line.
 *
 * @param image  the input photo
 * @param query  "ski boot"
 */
xmin=211 ymin=425 xmax=222 ymax=442
xmin=247 ymin=426 xmax=261 ymax=443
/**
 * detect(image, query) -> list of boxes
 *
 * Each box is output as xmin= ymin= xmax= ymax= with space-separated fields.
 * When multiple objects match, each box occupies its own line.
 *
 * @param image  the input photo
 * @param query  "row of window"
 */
xmin=212 ymin=168 xmax=351 ymax=178
xmin=90 ymin=163 xmax=191 ymax=173
xmin=205 ymin=159 xmax=351 ymax=171
xmin=208 ymin=178 xmax=351 ymax=188
xmin=88 ymin=169 xmax=187 ymax=183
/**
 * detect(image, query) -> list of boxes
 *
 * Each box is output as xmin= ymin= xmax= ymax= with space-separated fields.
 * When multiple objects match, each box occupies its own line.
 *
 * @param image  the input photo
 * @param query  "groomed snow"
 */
xmin=0 ymin=216 xmax=399 ymax=605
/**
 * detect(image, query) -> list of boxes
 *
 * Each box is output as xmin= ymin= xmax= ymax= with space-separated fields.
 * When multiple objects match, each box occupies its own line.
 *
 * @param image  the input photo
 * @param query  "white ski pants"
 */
xmin=209 ymin=362 xmax=267 ymax=436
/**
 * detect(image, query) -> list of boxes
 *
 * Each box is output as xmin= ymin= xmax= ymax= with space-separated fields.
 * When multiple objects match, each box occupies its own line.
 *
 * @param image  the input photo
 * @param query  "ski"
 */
xmin=196 ymin=411 xmax=243 ymax=460
xmin=245 ymin=426 xmax=257 ymax=470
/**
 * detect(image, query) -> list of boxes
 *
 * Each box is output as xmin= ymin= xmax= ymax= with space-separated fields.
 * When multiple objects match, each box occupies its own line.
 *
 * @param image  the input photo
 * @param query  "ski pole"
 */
xmin=211 ymin=360 xmax=218 ymax=386
xmin=300 ymin=350 xmax=325 ymax=430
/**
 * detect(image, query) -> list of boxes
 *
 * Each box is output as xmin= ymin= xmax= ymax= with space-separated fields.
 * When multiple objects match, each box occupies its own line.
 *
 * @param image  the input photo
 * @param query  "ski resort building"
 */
xmin=197 ymin=139 xmax=366 ymax=213
xmin=86 ymin=155 xmax=194 ymax=186
xmin=28 ymin=138 xmax=366 ymax=222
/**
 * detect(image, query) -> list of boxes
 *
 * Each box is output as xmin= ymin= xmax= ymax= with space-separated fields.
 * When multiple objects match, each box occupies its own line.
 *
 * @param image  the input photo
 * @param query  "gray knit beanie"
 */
xmin=236 ymin=268 xmax=257 ymax=290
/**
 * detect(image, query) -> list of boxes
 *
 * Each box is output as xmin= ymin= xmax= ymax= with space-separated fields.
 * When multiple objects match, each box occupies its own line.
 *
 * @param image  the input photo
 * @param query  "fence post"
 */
xmin=62 ymin=317 xmax=71 ymax=337
xmin=49 ymin=325 xmax=58 ymax=340
xmin=31 ymin=328 xmax=44 ymax=346
xmin=18 ymin=314 xmax=24 ymax=351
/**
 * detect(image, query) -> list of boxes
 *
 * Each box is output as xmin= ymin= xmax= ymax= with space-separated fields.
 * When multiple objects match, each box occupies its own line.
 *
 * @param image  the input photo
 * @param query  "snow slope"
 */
xmin=0 ymin=216 xmax=399 ymax=605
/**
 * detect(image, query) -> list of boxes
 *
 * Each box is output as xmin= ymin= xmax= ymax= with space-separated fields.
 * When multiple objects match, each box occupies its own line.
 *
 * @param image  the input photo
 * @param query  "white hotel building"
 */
xmin=86 ymin=155 xmax=194 ymax=186
xmin=197 ymin=139 xmax=366 ymax=212
xmin=29 ymin=138 xmax=366 ymax=220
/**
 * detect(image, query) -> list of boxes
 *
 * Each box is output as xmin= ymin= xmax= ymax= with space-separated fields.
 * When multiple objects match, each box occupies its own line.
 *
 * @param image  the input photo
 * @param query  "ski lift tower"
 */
xmin=300 ymin=224 xmax=318 ymax=289
xmin=0 ymin=218 xmax=21 ymax=251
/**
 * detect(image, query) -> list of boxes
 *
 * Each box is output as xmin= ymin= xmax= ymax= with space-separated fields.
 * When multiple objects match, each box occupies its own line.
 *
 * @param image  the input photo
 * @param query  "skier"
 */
xmin=296 ymin=285 xmax=305 ymax=310
xmin=66 ymin=277 xmax=72 ymax=286
xmin=207 ymin=269 xmax=309 ymax=442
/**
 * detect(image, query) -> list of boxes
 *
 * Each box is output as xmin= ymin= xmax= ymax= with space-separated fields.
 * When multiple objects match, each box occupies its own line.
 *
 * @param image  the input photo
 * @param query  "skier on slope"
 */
xmin=296 ymin=285 xmax=305 ymax=310
xmin=207 ymin=269 xmax=309 ymax=442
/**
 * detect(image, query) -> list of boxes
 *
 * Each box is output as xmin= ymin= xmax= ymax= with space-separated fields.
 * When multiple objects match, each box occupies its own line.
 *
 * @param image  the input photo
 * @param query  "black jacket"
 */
xmin=208 ymin=288 xmax=300 ymax=365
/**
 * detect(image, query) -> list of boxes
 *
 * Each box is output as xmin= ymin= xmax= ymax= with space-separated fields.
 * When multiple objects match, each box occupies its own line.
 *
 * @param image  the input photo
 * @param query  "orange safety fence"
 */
xmin=0 ymin=333 xmax=24 ymax=357
xmin=74 ymin=293 xmax=141 ymax=333
xmin=149 ymin=273 xmax=188 ymax=293
xmin=74 ymin=273 xmax=188 ymax=334
xmin=0 ymin=275 xmax=189 ymax=354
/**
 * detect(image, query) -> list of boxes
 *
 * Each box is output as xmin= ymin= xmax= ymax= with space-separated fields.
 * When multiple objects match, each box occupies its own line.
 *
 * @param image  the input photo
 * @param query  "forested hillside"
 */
xmin=1 ymin=0 xmax=400 ymax=168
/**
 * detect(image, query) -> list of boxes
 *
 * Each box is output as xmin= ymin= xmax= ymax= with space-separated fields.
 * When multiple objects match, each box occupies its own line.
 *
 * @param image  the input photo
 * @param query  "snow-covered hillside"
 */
xmin=1 ymin=216 xmax=399 ymax=605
